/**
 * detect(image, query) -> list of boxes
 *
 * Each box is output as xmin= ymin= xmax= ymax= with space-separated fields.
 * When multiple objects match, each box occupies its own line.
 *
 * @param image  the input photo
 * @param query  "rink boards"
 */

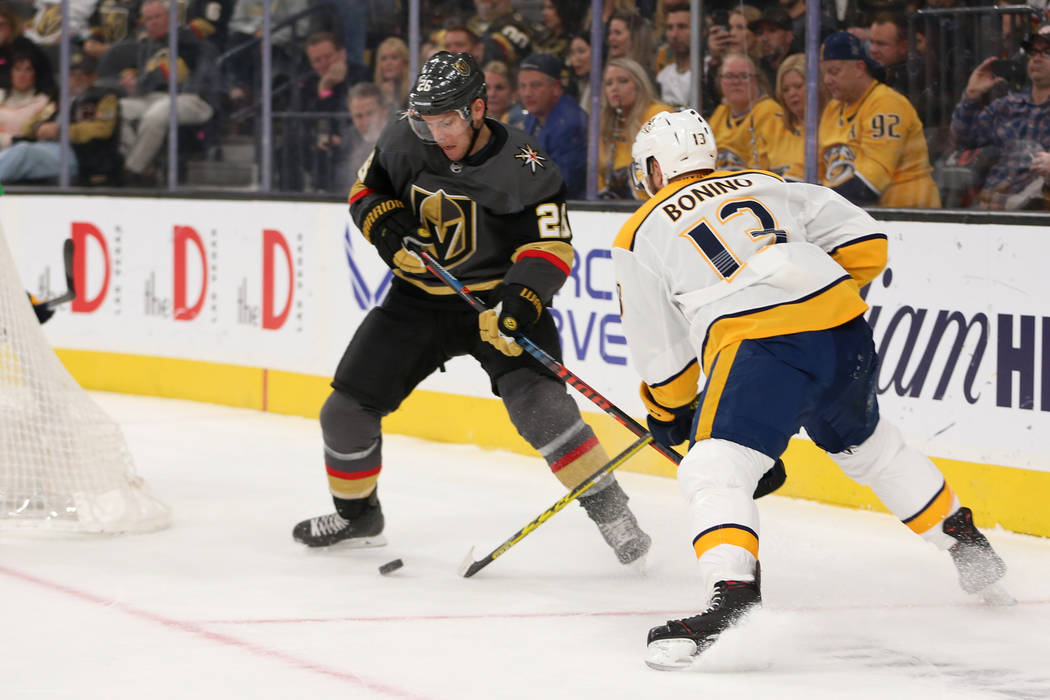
xmin=4 ymin=194 xmax=1049 ymax=537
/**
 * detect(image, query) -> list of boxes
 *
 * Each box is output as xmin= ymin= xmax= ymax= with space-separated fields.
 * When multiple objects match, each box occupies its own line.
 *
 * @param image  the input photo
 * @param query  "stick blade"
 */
xmin=457 ymin=546 xmax=476 ymax=577
xmin=62 ymin=237 xmax=76 ymax=298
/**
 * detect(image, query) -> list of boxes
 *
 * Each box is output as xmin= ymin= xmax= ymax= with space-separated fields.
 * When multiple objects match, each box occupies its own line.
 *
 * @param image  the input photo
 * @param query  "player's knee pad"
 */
xmin=498 ymin=368 xmax=580 ymax=447
xmin=320 ymin=389 xmax=382 ymax=454
xmin=828 ymin=418 xmax=901 ymax=485
xmin=677 ymin=438 xmax=774 ymax=502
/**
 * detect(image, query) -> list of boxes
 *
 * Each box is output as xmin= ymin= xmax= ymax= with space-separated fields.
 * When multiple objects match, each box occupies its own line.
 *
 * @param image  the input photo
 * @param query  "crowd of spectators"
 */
xmin=1 ymin=0 xmax=1049 ymax=211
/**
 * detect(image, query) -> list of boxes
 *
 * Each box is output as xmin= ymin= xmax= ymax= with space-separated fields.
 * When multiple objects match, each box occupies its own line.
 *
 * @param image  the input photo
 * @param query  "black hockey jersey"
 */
xmin=349 ymin=117 xmax=573 ymax=304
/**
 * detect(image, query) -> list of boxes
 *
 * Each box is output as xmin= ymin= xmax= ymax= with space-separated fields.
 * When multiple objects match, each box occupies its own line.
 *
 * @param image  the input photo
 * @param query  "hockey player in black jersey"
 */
xmin=293 ymin=51 xmax=652 ymax=568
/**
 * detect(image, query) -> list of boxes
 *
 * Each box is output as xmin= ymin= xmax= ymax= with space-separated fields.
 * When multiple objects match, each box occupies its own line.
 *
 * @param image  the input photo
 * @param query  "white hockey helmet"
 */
xmin=631 ymin=109 xmax=717 ymax=197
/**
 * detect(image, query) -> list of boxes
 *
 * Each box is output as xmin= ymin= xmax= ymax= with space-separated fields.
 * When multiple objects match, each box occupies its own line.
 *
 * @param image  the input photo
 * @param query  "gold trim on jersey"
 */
xmin=692 ymin=524 xmax=759 ymax=560
xmin=643 ymin=360 xmax=701 ymax=415
xmin=695 ymin=341 xmax=739 ymax=442
xmin=830 ymin=235 xmax=888 ymax=288
xmin=702 ymin=278 xmax=868 ymax=375
xmin=510 ymin=240 xmax=574 ymax=271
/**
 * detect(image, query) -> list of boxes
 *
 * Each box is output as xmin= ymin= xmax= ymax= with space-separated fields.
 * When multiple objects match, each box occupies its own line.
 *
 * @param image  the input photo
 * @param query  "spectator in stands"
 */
xmin=84 ymin=0 xmax=142 ymax=60
xmin=326 ymin=81 xmax=390 ymax=193
xmin=185 ymin=0 xmax=235 ymax=52
xmin=466 ymin=0 xmax=532 ymax=66
xmin=583 ymin=0 xmax=637 ymax=47
xmin=223 ymin=0 xmax=310 ymax=106
xmin=950 ymin=25 xmax=1050 ymax=211
xmin=750 ymin=6 xmax=797 ymax=88
xmin=867 ymin=12 xmax=944 ymax=158
xmin=597 ymin=57 xmax=669 ymax=199
xmin=701 ymin=10 xmax=734 ymax=114
xmin=778 ymin=0 xmax=837 ymax=47
xmin=23 ymin=0 xmax=94 ymax=51
xmin=709 ymin=52 xmax=780 ymax=171
xmin=0 ymin=52 xmax=121 ymax=185
xmin=482 ymin=59 xmax=524 ymax=128
xmin=532 ymin=0 xmax=583 ymax=60
xmin=284 ymin=31 xmax=357 ymax=191
xmin=0 ymin=3 xmax=55 ymax=97
xmin=607 ymin=11 xmax=656 ymax=77
xmin=443 ymin=25 xmax=483 ymax=66
xmin=567 ymin=31 xmax=592 ymax=111
xmin=0 ymin=50 xmax=55 ymax=155
xmin=654 ymin=2 xmax=690 ymax=108
xmin=373 ymin=36 xmax=410 ymax=110
xmin=518 ymin=52 xmax=586 ymax=198
xmin=765 ymin=52 xmax=825 ymax=181
xmin=119 ymin=0 xmax=219 ymax=186
xmin=728 ymin=5 xmax=761 ymax=62
xmin=819 ymin=31 xmax=940 ymax=208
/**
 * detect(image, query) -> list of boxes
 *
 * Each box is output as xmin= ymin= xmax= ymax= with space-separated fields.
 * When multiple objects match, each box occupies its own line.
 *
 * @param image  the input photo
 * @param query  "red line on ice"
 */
xmin=0 ymin=565 xmax=431 ymax=700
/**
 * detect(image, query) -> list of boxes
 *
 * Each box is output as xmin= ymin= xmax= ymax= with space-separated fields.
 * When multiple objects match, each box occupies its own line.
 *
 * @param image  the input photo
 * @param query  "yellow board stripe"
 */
xmin=54 ymin=349 xmax=1050 ymax=538
xmin=903 ymin=483 xmax=956 ymax=534
xmin=695 ymin=341 xmax=740 ymax=442
xmin=692 ymin=524 xmax=759 ymax=560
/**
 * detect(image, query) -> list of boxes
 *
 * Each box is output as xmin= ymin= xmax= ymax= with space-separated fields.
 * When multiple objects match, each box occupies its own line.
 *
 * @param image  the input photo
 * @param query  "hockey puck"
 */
xmin=378 ymin=558 xmax=404 ymax=575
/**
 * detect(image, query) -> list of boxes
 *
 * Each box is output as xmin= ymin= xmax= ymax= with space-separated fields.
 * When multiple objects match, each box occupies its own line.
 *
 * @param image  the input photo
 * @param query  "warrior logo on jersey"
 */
xmin=823 ymin=144 xmax=856 ymax=187
xmin=411 ymin=186 xmax=477 ymax=264
xmin=514 ymin=144 xmax=546 ymax=174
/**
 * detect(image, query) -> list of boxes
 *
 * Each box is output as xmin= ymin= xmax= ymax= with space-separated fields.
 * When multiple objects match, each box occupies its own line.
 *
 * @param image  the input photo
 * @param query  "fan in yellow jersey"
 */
xmin=597 ymin=57 xmax=670 ymax=199
xmin=764 ymin=53 xmax=826 ymax=181
xmin=818 ymin=32 xmax=940 ymax=208
xmin=613 ymin=109 xmax=1009 ymax=671
xmin=708 ymin=53 xmax=782 ymax=171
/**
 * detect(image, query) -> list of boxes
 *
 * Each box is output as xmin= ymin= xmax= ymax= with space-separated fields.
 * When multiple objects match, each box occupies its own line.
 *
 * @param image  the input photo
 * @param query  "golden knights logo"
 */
xmin=514 ymin=144 xmax=546 ymax=173
xmin=410 ymin=186 xmax=477 ymax=265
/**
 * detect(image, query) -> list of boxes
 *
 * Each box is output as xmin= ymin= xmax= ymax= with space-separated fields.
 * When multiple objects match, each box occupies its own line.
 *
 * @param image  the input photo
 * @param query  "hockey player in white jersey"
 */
xmin=612 ymin=109 xmax=1012 ymax=671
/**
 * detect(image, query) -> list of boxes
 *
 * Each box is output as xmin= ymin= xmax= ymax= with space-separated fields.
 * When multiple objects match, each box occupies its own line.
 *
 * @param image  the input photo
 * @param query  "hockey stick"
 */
xmin=404 ymin=241 xmax=685 ymax=467
xmin=42 ymin=238 xmax=76 ymax=310
xmin=406 ymin=242 xmax=789 ymax=500
xmin=459 ymin=433 xmax=654 ymax=578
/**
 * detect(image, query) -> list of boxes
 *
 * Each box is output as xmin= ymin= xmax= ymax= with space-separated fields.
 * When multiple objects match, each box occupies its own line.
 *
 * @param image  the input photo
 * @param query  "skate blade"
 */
xmin=304 ymin=534 xmax=388 ymax=550
xmin=977 ymin=581 xmax=1016 ymax=606
xmin=644 ymin=638 xmax=699 ymax=671
xmin=625 ymin=553 xmax=649 ymax=576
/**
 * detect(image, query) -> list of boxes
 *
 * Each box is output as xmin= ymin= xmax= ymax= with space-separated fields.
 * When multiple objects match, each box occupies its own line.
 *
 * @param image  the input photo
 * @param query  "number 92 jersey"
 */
xmin=612 ymin=169 xmax=887 ymax=409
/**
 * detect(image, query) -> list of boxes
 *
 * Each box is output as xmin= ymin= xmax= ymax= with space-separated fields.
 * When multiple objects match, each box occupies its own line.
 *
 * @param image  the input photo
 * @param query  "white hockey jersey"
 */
xmin=612 ymin=169 xmax=887 ymax=413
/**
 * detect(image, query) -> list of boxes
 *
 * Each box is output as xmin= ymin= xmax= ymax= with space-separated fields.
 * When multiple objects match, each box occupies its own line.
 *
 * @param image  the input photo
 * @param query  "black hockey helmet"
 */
xmin=407 ymin=51 xmax=487 ymax=142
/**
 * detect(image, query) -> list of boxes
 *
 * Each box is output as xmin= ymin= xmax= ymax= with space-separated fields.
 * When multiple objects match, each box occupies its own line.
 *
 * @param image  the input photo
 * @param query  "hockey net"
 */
xmin=0 ymin=222 xmax=170 ymax=533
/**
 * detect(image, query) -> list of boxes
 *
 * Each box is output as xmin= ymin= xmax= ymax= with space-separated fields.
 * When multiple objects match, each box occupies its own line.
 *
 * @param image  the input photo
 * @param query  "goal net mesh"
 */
xmin=0 ymin=222 xmax=170 ymax=533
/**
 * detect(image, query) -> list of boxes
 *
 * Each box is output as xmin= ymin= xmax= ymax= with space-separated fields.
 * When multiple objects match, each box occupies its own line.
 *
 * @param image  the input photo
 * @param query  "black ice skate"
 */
xmin=942 ymin=506 xmax=1013 ymax=605
xmin=645 ymin=579 xmax=761 ymax=671
xmin=578 ymin=481 xmax=651 ymax=567
xmin=293 ymin=490 xmax=386 ymax=548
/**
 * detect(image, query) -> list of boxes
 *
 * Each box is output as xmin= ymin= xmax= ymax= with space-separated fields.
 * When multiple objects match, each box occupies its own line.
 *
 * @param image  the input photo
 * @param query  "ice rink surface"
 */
xmin=3 ymin=392 xmax=1050 ymax=699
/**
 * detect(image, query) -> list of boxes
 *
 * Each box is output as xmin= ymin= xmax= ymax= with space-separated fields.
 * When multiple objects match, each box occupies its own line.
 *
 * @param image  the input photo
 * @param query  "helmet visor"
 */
xmin=408 ymin=107 xmax=473 ymax=144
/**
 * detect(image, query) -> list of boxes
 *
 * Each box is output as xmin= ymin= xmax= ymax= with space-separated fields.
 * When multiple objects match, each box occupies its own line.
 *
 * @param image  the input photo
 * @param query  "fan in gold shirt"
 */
xmin=817 ymin=32 xmax=940 ymax=208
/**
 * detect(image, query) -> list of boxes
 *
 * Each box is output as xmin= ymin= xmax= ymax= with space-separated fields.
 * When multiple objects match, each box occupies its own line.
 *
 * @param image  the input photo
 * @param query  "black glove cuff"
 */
xmin=498 ymin=284 xmax=543 ymax=335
